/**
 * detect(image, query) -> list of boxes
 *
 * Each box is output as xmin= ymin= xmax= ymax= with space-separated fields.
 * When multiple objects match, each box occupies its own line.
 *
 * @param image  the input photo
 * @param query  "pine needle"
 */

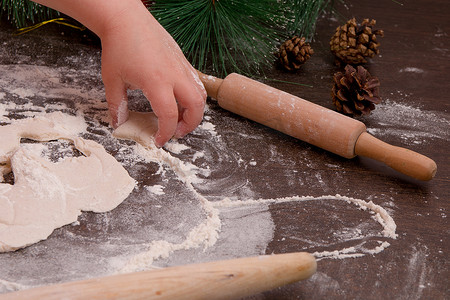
xmin=152 ymin=0 xmax=331 ymax=76
xmin=1 ymin=0 xmax=58 ymax=28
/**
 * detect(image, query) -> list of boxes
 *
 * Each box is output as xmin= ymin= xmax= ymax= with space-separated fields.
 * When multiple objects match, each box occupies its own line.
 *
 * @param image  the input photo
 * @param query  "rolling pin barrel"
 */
xmin=0 ymin=252 xmax=316 ymax=300
xmin=210 ymin=73 xmax=366 ymax=159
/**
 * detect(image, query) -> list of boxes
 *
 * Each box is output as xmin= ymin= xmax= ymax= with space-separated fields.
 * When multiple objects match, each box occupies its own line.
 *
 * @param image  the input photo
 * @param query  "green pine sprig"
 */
xmin=1 ymin=0 xmax=58 ymax=28
xmin=151 ymin=0 xmax=331 ymax=76
xmin=284 ymin=0 xmax=331 ymax=37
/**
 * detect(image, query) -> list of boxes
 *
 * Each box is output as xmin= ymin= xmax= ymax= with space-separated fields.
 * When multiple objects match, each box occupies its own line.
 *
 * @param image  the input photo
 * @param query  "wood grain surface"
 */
xmin=0 ymin=0 xmax=448 ymax=299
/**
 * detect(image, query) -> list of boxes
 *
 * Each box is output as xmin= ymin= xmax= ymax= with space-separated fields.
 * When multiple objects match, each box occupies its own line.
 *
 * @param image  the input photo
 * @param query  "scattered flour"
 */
xmin=212 ymin=194 xmax=397 ymax=260
xmin=192 ymin=151 xmax=205 ymax=162
xmin=0 ymin=279 xmax=25 ymax=293
xmin=164 ymin=140 xmax=190 ymax=154
xmin=399 ymin=67 xmax=425 ymax=73
xmin=197 ymin=121 xmax=217 ymax=136
xmin=368 ymin=99 xmax=450 ymax=145
xmin=145 ymin=185 xmax=165 ymax=195
xmin=9 ymin=88 xmax=35 ymax=98
xmin=0 ymin=62 xmax=409 ymax=291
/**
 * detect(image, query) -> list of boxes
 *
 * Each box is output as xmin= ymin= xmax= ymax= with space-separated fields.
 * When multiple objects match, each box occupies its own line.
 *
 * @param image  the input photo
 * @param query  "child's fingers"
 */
xmin=103 ymin=76 xmax=128 ymax=128
xmin=173 ymin=80 xmax=206 ymax=139
xmin=143 ymin=84 xmax=178 ymax=147
xmin=186 ymin=64 xmax=207 ymax=99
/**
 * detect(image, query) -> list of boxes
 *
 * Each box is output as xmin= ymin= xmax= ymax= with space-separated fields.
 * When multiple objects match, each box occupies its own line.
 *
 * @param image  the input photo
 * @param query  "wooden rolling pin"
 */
xmin=198 ymin=72 xmax=437 ymax=181
xmin=0 ymin=252 xmax=316 ymax=300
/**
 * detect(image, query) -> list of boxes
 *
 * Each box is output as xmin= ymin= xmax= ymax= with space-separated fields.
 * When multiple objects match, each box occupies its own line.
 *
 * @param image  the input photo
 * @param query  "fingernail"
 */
xmin=116 ymin=100 xmax=129 ymax=127
xmin=154 ymin=132 xmax=164 ymax=148
xmin=109 ymin=110 xmax=118 ymax=129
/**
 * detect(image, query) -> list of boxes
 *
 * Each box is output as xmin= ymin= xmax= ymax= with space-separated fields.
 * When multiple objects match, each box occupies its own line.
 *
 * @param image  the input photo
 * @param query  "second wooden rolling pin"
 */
xmin=198 ymin=72 xmax=437 ymax=181
xmin=0 ymin=252 xmax=316 ymax=300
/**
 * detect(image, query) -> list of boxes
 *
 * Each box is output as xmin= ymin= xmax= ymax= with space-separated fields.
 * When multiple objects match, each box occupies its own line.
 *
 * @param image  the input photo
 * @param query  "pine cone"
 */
xmin=277 ymin=36 xmax=314 ymax=71
xmin=330 ymin=18 xmax=384 ymax=65
xmin=332 ymin=65 xmax=381 ymax=116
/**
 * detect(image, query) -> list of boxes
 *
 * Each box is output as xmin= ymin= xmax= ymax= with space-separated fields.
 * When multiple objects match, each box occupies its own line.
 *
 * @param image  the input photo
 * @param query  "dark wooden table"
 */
xmin=0 ymin=0 xmax=448 ymax=299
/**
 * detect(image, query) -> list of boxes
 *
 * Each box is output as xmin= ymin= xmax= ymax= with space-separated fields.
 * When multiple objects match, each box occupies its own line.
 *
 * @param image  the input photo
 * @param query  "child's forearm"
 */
xmin=31 ymin=0 xmax=151 ymax=38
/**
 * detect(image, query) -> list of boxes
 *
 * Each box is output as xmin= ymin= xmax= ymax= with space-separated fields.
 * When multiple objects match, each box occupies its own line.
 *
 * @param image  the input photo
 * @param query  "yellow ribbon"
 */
xmin=16 ymin=18 xmax=86 ymax=35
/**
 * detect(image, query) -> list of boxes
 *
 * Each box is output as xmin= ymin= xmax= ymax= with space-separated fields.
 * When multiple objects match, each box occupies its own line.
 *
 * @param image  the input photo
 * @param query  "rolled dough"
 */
xmin=0 ymin=112 xmax=136 ymax=252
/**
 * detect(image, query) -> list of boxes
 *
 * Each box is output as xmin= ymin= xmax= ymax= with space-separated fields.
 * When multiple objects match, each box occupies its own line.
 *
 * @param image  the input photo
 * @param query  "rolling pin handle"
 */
xmin=355 ymin=132 xmax=437 ymax=181
xmin=197 ymin=71 xmax=223 ymax=99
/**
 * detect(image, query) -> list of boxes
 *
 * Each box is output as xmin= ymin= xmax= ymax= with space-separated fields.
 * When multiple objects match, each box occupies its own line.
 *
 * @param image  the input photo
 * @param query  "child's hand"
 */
xmin=100 ymin=8 xmax=206 ymax=147
xmin=32 ymin=0 xmax=207 ymax=147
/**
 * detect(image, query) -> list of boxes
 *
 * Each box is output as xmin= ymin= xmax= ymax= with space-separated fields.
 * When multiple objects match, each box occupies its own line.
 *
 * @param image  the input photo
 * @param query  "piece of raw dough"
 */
xmin=113 ymin=111 xmax=159 ymax=148
xmin=0 ymin=112 xmax=136 ymax=252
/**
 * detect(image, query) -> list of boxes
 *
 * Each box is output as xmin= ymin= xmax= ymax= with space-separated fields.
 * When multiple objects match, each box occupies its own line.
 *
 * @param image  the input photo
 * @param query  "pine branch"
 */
xmin=151 ymin=0 xmax=331 ymax=76
xmin=284 ymin=0 xmax=331 ymax=37
xmin=1 ymin=0 xmax=58 ymax=28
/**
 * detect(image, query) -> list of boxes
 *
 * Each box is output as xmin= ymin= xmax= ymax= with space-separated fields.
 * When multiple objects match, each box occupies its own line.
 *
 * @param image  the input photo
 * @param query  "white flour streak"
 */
xmin=0 ymin=279 xmax=27 ymax=293
xmin=399 ymin=67 xmax=425 ymax=73
xmin=164 ymin=141 xmax=189 ymax=154
xmin=402 ymin=246 xmax=430 ymax=299
xmin=119 ymin=183 xmax=221 ymax=273
xmin=9 ymin=88 xmax=35 ymax=98
xmin=368 ymin=100 xmax=450 ymax=144
xmin=213 ymin=194 xmax=397 ymax=259
xmin=145 ymin=185 xmax=165 ymax=195
xmin=197 ymin=121 xmax=217 ymax=136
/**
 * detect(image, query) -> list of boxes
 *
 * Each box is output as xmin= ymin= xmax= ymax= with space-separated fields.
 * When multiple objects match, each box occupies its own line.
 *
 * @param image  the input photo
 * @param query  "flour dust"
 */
xmin=3 ymin=59 xmax=444 ymax=292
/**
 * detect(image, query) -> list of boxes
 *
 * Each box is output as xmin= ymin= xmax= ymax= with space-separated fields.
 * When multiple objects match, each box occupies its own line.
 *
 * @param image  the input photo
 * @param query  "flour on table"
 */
xmin=9 ymin=88 xmax=35 ymax=98
xmin=0 ymin=279 xmax=25 ymax=293
xmin=164 ymin=141 xmax=189 ymax=154
xmin=399 ymin=67 xmax=424 ymax=73
xmin=0 ymin=112 xmax=136 ymax=252
xmin=114 ymin=112 xmax=210 ymax=185
xmin=197 ymin=121 xmax=217 ymax=136
xmin=367 ymin=99 xmax=450 ymax=145
xmin=213 ymin=194 xmax=397 ymax=260
xmin=111 ymin=114 xmax=398 ymax=273
xmin=113 ymin=112 xmax=221 ymax=273
xmin=0 ymin=61 xmax=404 ymax=291
xmin=145 ymin=185 xmax=165 ymax=195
